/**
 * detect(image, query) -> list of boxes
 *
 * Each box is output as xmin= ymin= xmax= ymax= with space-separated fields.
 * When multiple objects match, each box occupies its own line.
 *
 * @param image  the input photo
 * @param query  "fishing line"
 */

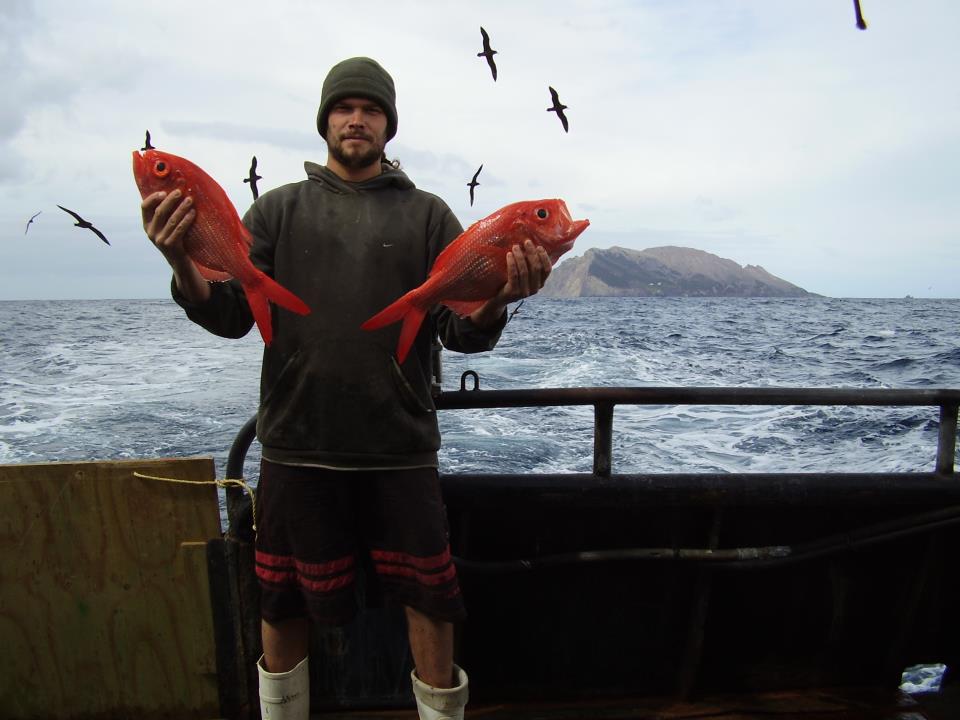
xmin=507 ymin=299 xmax=525 ymax=323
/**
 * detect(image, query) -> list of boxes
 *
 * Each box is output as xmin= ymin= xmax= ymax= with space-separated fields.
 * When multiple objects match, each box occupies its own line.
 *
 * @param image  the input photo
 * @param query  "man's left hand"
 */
xmin=470 ymin=240 xmax=552 ymax=328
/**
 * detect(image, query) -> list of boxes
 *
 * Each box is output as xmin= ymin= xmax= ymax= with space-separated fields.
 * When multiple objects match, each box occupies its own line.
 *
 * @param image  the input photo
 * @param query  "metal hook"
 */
xmin=460 ymin=370 xmax=480 ymax=392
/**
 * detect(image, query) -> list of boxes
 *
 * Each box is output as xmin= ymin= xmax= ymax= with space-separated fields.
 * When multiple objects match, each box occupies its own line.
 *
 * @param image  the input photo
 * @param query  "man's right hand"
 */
xmin=141 ymin=189 xmax=196 ymax=267
xmin=140 ymin=189 xmax=210 ymax=304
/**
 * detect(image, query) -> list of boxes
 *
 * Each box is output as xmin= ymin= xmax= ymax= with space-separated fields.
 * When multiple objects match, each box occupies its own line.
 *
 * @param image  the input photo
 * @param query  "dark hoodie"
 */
xmin=173 ymin=162 xmax=506 ymax=469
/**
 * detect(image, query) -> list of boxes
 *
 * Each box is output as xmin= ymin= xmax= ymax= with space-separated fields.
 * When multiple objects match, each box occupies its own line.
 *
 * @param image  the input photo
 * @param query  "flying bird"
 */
xmin=853 ymin=0 xmax=868 ymax=30
xmin=477 ymin=26 xmax=498 ymax=81
xmin=24 ymin=211 xmax=41 ymax=235
xmin=244 ymin=156 xmax=263 ymax=200
xmin=547 ymin=86 xmax=569 ymax=133
xmin=467 ymin=164 xmax=482 ymax=206
xmin=57 ymin=205 xmax=110 ymax=245
xmin=142 ymin=130 xmax=154 ymax=151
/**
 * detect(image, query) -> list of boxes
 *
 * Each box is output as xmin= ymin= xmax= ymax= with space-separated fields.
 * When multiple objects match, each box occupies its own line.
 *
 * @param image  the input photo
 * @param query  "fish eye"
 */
xmin=154 ymin=161 xmax=169 ymax=177
xmin=536 ymin=208 xmax=549 ymax=219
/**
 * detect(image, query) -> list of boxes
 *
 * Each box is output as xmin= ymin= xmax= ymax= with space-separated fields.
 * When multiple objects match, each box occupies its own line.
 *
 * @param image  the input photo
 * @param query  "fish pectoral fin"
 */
xmin=442 ymin=299 xmax=487 ymax=318
xmin=192 ymin=259 xmax=233 ymax=282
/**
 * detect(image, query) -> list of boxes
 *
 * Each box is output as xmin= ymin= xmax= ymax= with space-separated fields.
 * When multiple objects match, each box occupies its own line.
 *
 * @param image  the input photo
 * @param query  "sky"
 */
xmin=2 ymin=0 xmax=958 ymax=300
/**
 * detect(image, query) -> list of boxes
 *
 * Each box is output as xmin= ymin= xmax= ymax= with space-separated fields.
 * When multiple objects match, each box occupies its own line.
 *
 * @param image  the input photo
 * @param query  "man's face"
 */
xmin=326 ymin=97 xmax=388 ymax=170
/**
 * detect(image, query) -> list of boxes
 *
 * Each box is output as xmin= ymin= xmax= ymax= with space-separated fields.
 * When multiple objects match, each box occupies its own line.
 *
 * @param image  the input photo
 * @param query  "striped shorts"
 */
xmin=254 ymin=459 xmax=465 ymax=626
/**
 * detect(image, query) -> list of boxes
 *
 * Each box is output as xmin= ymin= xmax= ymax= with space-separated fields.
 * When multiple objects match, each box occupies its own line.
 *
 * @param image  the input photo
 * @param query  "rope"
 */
xmin=132 ymin=471 xmax=257 ymax=532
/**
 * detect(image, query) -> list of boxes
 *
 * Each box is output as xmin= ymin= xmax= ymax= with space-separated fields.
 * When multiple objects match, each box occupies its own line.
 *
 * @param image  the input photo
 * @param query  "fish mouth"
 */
xmin=553 ymin=219 xmax=589 ymax=255
xmin=131 ymin=150 xmax=146 ymax=191
xmin=568 ymin=218 xmax=590 ymax=240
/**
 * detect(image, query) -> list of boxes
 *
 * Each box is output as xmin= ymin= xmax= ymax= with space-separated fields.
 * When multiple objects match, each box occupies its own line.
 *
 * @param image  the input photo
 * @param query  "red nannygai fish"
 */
xmin=362 ymin=199 xmax=589 ymax=363
xmin=132 ymin=148 xmax=310 ymax=345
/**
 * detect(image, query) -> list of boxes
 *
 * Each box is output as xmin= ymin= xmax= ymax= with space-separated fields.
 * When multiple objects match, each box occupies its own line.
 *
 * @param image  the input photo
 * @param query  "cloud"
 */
xmin=0 ymin=0 xmax=38 ymax=183
xmin=162 ymin=120 xmax=315 ymax=152
xmin=2 ymin=0 xmax=960 ymax=299
xmin=694 ymin=195 xmax=739 ymax=223
xmin=389 ymin=144 xmax=474 ymax=178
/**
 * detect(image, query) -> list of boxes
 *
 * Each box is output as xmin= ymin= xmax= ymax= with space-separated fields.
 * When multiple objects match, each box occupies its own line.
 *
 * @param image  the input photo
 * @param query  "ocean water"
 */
xmin=439 ymin=297 xmax=960 ymax=477
xmin=2 ymin=296 xmax=958 ymax=478
xmin=2 ymin=296 xmax=957 ymax=693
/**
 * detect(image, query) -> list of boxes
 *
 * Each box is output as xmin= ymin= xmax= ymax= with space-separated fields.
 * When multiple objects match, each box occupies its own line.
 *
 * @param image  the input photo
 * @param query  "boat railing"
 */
xmin=211 ymin=379 xmax=960 ymax=718
xmin=223 ymin=379 xmax=960 ymax=536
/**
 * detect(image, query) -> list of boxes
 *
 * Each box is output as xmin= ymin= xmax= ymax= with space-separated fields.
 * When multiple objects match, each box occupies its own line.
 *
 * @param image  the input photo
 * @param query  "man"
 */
xmin=140 ymin=57 xmax=551 ymax=720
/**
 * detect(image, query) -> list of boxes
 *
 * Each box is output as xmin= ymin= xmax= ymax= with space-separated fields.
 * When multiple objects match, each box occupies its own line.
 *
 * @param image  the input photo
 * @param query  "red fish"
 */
xmin=362 ymin=199 xmax=589 ymax=362
xmin=132 ymin=148 xmax=310 ymax=345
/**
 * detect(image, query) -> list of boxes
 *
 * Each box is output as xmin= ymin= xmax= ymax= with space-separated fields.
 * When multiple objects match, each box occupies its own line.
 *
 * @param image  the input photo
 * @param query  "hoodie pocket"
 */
xmin=260 ymin=347 xmax=303 ymax=409
xmin=257 ymin=338 xmax=439 ymax=454
xmin=390 ymin=356 xmax=434 ymax=415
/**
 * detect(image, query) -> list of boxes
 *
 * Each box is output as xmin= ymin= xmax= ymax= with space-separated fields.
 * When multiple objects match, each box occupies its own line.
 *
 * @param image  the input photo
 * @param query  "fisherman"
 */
xmin=140 ymin=56 xmax=551 ymax=720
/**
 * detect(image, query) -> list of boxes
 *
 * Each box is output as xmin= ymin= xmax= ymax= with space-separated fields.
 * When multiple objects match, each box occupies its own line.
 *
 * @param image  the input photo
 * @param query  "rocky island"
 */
xmin=541 ymin=246 xmax=816 ymax=298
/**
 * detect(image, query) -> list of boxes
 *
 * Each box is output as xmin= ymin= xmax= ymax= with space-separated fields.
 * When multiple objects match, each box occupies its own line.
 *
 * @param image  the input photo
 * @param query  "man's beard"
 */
xmin=329 ymin=133 xmax=384 ymax=169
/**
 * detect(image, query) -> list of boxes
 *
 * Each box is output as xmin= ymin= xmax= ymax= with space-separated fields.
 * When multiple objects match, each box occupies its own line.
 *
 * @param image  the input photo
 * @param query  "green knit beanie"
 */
xmin=316 ymin=57 xmax=398 ymax=141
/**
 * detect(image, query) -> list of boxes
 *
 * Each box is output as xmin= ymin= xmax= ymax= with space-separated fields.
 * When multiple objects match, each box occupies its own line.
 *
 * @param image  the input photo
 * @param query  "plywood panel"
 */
xmin=0 ymin=457 xmax=221 ymax=719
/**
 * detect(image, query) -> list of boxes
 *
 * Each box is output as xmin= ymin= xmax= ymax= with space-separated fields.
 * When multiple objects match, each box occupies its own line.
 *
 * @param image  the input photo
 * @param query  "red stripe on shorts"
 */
xmin=295 ymin=555 xmax=355 ymax=576
xmin=374 ymin=562 xmax=458 ymax=586
xmin=255 ymin=549 xmax=294 ymax=568
xmin=370 ymin=547 xmax=453 ymax=570
xmin=256 ymin=550 xmax=356 ymax=594
xmin=256 ymin=565 xmax=296 ymax=585
xmin=298 ymin=570 xmax=356 ymax=593
xmin=371 ymin=546 xmax=457 ymax=586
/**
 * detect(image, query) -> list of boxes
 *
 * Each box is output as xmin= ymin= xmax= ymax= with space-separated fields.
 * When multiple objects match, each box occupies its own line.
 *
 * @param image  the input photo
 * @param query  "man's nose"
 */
xmin=347 ymin=110 xmax=366 ymax=126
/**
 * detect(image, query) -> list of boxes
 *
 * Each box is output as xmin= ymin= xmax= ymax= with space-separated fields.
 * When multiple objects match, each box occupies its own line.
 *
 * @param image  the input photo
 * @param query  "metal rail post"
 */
xmin=594 ymin=401 xmax=614 ymax=478
xmin=936 ymin=402 xmax=958 ymax=476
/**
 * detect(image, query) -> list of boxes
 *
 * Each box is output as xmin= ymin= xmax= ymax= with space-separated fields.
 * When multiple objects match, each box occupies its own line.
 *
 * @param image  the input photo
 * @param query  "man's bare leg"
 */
xmin=261 ymin=616 xmax=310 ymax=672
xmin=405 ymin=605 xmax=454 ymax=687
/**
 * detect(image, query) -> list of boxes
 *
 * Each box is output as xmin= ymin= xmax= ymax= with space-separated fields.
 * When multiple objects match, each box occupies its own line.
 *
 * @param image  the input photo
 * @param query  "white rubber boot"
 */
xmin=411 ymin=665 xmax=469 ymax=720
xmin=257 ymin=654 xmax=309 ymax=720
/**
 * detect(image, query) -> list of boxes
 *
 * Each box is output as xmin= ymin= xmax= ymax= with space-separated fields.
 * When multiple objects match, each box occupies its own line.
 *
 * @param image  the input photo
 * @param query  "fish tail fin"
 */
xmin=361 ymin=295 xmax=412 ymax=331
xmin=395 ymin=306 xmax=428 ymax=364
xmin=247 ymin=288 xmax=273 ymax=346
xmin=361 ymin=294 xmax=427 ymax=364
xmin=258 ymin=274 xmax=311 ymax=316
xmin=241 ymin=270 xmax=309 ymax=345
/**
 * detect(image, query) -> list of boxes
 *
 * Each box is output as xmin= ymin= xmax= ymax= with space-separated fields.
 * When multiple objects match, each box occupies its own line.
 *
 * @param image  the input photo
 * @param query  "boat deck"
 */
xmin=316 ymin=686 xmax=956 ymax=719
xmin=4 ymin=384 xmax=958 ymax=720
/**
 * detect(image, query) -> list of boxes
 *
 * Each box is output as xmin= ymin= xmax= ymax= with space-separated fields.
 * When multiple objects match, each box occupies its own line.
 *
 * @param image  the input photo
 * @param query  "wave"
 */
xmin=2 ymin=298 xmax=958 ymax=482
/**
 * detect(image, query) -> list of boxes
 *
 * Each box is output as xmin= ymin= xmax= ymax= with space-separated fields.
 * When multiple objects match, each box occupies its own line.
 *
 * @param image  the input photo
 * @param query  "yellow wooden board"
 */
xmin=0 ymin=457 xmax=222 ymax=720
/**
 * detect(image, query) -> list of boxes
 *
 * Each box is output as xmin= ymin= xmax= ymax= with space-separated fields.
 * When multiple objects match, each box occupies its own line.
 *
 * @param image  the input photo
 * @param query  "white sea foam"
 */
xmin=2 ymin=298 xmax=959 ymax=482
xmin=901 ymin=663 xmax=947 ymax=694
